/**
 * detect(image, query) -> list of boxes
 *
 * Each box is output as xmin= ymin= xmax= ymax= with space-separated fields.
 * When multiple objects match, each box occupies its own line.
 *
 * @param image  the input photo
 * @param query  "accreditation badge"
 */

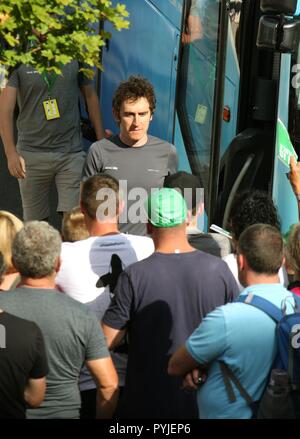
xmin=195 ymin=104 xmax=208 ymax=124
xmin=43 ymin=98 xmax=60 ymax=120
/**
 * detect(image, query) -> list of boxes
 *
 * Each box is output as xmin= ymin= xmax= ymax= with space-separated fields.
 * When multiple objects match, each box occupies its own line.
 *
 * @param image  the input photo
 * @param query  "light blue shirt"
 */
xmin=186 ymin=284 xmax=296 ymax=419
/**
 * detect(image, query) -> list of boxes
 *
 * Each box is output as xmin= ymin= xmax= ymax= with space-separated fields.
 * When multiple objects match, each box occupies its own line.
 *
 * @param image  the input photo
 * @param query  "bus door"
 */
xmin=270 ymin=1 xmax=300 ymax=233
xmin=210 ymin=0 xmax=297 ymax=230
xmin=176 ymin=0 xmax=240 ymax=228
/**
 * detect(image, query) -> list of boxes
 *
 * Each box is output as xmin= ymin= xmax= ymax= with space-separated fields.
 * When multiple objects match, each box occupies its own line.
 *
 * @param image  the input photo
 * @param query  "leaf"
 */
xmin=0 ymin=0 xmax=130 ymax=74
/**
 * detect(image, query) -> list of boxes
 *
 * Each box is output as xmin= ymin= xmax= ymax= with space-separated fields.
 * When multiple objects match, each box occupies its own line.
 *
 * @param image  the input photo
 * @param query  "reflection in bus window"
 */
xmin=178 ymin=0 xmax=220 ymax=200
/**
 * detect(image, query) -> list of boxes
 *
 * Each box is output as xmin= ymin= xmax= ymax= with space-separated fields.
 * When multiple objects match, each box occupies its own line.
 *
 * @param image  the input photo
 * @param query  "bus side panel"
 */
xmin=272 ymin=54 xmax=299 ymax=233
xmin=100 ymin=0 xmax=180 ymax=142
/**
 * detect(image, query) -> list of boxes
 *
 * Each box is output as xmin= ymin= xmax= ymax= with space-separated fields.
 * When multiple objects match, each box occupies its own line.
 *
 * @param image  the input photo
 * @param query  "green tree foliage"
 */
xmin=0 ymin=0 xmax=129 ymax=78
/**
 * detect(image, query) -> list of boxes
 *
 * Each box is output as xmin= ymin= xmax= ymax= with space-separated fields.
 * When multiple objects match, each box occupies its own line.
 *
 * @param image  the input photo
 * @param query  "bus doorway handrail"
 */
xmin=222 ymin=153 xmax=255 ymax=228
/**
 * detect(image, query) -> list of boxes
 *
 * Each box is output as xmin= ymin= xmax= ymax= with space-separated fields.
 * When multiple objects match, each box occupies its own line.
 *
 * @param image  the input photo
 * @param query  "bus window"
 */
xmin=177 ymin=0 xmax=221 ymax=202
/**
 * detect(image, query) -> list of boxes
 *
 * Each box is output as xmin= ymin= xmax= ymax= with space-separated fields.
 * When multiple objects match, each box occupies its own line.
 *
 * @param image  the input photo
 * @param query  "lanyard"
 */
xmin=41 ymin=71 xmax=57 ymax=96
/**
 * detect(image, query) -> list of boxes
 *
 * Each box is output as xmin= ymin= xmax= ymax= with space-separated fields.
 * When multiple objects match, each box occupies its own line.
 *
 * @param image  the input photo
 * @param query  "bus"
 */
xmin=86 ymin=0 xmax=300 ymax=234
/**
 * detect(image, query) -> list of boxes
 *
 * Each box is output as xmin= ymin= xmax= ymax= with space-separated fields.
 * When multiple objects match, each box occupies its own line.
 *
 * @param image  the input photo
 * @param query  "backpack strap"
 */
xmin=292 ymin=293 xmax=300 ymax=312
xmin=236 ymin=294 xmax=283 ymax=322
xmin=219 ymin=361 xmax=254 ymax=405
xmin=220 ymin=293 xmax=283 ymax=407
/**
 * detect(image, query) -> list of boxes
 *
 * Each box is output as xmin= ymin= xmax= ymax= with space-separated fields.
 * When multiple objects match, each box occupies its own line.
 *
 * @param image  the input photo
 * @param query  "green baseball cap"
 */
xmin=147 ymin=188 xmax=187 ymax=228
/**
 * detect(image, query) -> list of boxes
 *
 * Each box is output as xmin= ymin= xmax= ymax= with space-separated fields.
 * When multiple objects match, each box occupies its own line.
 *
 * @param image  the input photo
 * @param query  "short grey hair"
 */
xmin=12 ymin=221 xmax=61 ymax=278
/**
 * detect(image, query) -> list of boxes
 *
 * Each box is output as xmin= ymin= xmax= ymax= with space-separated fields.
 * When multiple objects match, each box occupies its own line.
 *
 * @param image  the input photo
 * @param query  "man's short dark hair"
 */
xmin=112 ymin=75 xmax=156 ymax=121
xmin=227 ymin=190 xmax=280 ymax=241
xmin=164 ymin=171 xmax=202 ymax=215
xmin=81 ymin=174 xmax=120 ymax=220
xmin=238 ymin=224 xmax=283 ymax=274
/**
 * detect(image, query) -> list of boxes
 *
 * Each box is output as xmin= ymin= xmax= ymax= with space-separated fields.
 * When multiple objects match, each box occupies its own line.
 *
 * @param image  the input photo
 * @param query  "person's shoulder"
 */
xmin=191 ymin=249 xmax=236 ymax=277
xmin=189 ymin=232 xmax=231 ymax=258
xmin=51 ymin=287 xmax=96 ymax=315
xmin=123 ymin=251 xmax=156 ymax=273
xmin=190 ymin=248 xmax=227 ymax=264
xmin=1 ymin=311 xmax=40 ymax=331
xmin=89 ymin=135 xmax=122 ymax=153
xmin=62 ymin=237 xmax=94 ymax=251
xmin=147 ymin=135 xmax=176 ymax=150
xmin=60 ymin=238 xmax=94 ymax=262
xmin=223 ymin=252 xmax=236 ymax=264
xmin=125 ymin=234 xmax=154 ymax=246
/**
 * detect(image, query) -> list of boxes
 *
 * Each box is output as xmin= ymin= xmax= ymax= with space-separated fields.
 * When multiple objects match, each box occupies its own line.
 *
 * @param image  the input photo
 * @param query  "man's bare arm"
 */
xmin=168 ymin=345 xmax=200 ymax=376
xmin=290 ymin=156 xmax=300 ymax=221
xmin=0 ymin=86 xmax=26 ymax=179
xmin=24 ymin=376 xmax=46 ymax=407
xmin=80 ymin=84 xmax=104 ymax=140
xmin=102 ymin=323 xmax=126 ymax=350
xmin=86 ymin=357 xmax=119 ymax=419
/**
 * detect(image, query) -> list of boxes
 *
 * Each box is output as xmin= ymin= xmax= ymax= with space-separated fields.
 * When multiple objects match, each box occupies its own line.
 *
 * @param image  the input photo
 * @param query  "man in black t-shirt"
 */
xmin=0 ymin=252 xmax=48 ymax=419
xmin=102 ymin=188 xmax=239 ymax=418
xmin=0 ymin=309 xmax=48 ymax=419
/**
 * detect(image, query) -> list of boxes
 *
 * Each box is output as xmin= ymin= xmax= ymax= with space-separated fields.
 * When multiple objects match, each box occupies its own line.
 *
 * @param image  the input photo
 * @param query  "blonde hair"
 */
xmin=286 ymin=223 xmax=300 ymax=276
xmin=61 ymin=206 xmax=89 ymax=242
xmin=0 ymin=211 xmax=23 ymax=273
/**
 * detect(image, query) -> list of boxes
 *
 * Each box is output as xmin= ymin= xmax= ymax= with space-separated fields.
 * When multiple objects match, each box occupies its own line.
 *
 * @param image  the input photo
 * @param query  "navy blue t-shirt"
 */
xmin=103 ymin=250 xmax=239 ymax=418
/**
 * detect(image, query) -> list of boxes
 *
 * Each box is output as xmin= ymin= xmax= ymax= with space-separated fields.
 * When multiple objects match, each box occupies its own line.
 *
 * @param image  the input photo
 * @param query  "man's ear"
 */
xmin=80 ymin=200 xmax=85 ymax=215
xmin=147 ymin=221 xmax=153 ymax=235
xmin=237 ymin=252 xmax=245 ymax=272
xmin=55 ymin=256 xmax=62 ymax=274
xmin=113 ymin=108 xmax=121 ymax=125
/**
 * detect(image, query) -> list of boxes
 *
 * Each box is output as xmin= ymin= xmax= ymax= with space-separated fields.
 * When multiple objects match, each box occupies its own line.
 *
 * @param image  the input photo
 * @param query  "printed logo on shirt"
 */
xmin=147 ymin=168 xmax=160 ymax=172
xmin=96 ymin=254 xmax=123 ymax=297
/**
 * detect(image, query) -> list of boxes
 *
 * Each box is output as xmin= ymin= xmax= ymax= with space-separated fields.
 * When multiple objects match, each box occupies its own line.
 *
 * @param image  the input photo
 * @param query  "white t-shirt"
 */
xmin=223 ymin=253 xmax=288 ymax=292
xmin=56 ymin=233 xmax=154 ymax=389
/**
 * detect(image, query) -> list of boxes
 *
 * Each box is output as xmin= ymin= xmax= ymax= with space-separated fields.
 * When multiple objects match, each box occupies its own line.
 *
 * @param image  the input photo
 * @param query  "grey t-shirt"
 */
xmin=82 ymin=135 xmax=178 ymax=235
xmin=0 ymin=287 xmax=109 ymax=419
xmin=188 ymin=230 xmax=232 ymax=258
xmin=8 ymin=61 xmax=91 ymax=153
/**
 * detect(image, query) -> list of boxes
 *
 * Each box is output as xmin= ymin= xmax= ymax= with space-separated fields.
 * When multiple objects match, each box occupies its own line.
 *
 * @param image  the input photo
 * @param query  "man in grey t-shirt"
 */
xmin=82 ymin=75 xmax=178 ymax=236
xmin=0 ymin=221 xmax=118 ymax=419
xmin=0 ymin=60 xmax=104 ymax=221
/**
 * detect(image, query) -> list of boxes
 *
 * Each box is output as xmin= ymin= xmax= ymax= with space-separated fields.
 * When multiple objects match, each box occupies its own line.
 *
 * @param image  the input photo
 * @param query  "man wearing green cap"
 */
xmin=102 ymin=188 xmax=239 ymax=419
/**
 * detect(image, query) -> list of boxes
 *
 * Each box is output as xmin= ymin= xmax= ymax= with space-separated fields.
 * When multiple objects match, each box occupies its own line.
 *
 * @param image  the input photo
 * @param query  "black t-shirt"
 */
xmin=0 ymin=312 xmax=48 ymax=419
xmin=103 ymin=250 xmax=240 ymax=418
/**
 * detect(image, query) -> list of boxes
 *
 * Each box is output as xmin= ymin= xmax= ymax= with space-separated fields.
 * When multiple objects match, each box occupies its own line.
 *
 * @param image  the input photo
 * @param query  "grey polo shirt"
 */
xmin=8 ymin=61 xmax=91 ymax=153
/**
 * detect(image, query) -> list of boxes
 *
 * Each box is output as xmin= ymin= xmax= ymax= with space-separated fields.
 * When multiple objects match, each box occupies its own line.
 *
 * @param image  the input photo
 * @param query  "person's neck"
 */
xmin=0 ymin=272 xmax=19 ymax=291
xmin=243 ymin=273 xmax=280 ymax=287
xmin=19 ymin=276 xmax=56 ymax=289
xmin=154 ymin=238 xmax=195 ymax=254
xmin=119 ymin=134 xmax=148 ymax=148
xmin=87 ymin=221 xmax=120 ymax=237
